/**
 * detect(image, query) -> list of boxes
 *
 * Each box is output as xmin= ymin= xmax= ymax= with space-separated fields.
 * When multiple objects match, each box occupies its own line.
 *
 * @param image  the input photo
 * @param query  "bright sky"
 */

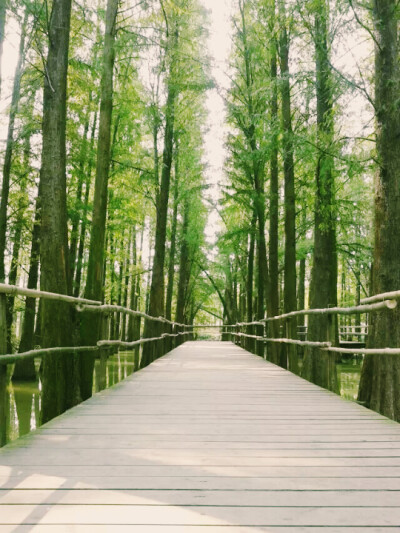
xmin=199 ymin=0 xmax=234 ymax=246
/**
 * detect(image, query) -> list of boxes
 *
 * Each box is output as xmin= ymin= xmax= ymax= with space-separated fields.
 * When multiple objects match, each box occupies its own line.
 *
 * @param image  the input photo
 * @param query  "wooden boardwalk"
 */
xmin=1 ymin=341 xmax=400 ymax=531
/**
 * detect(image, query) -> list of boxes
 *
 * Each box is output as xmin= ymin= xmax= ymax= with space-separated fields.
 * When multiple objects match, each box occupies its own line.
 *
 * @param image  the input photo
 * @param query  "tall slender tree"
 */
xmin=81 ymin=0 xmax=119 ymax=399
xmin=302 ymin=0 xmax=338 ymax=392
xmin=39 ymin=0 xmax=76 ymax=423
xmin=358 ymin=0 xmax=400 ymax=421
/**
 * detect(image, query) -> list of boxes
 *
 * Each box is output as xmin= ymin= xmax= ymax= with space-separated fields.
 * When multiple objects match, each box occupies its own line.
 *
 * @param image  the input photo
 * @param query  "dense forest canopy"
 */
xmin=0 ymin=0 xmax=400 ymax=427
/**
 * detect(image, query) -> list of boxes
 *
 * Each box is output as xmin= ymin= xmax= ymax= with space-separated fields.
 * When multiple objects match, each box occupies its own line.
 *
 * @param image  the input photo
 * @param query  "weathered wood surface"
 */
xmin=1 ymin=341 xmax=400 ymax=531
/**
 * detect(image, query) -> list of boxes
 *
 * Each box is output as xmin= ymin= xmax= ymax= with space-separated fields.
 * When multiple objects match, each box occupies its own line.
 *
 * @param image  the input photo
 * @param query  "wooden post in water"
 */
xmin=0 ymin=293 xmax=8 ymax=446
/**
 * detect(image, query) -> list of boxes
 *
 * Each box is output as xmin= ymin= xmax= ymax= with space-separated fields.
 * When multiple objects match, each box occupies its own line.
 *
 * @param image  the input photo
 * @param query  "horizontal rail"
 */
xmin=324 ymin=346 xmax=400 ymax=356
xmin=231 ymin=332 xmax=264 ymax=341
xmin=339 ymin=331 xmax=368 ymax=337
xmin=264 ymin=338 xmax=332 ymax=348
xmin=98 ymin=331 xmax=192 ymax=348
xmin=264 ymin=300 xmax=396 ymax=322
xmin=76 ymin=303 xmax=186 ymax=327
xmin=236 ymin=321 xmax=265 ymax=327
xmin=188 ymin=324 xmax=235 ymax=328
xmin=361 ymin=290 xmax=400 ymax=305
xmin=340 ymin=325 xmax=368 ymax=330
xmin=0 ymin=346 xmax=99 ymax=365
xmin=0 ymin=331 xmax=192 ymax=366
xmin=0 ymin=283 xmax=101 ymax=306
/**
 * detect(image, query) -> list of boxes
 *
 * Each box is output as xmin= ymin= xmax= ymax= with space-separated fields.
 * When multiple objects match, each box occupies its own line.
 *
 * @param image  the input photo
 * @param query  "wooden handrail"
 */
xmin=76 ymin=303 xmax=186 ymax=327
xmin=0 ymin=283 xmax=101 ymax=306
xmin=263 ymin=300 xmax=396 ymax=322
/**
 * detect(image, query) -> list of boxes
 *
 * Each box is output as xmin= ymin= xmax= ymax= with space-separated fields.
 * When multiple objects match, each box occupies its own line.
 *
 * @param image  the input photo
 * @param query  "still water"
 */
xmin=4 ymin=351 xmax=363 ymax=445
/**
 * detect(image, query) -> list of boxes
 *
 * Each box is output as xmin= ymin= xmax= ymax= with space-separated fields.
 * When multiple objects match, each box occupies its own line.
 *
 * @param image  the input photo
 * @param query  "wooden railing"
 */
xmin=0 ymin=283 xmax=190 ymax=446
xmin=224 ymin=297 xmax=398 ymax=356
xmin=187 ymin=293 xmax=400 ymax=396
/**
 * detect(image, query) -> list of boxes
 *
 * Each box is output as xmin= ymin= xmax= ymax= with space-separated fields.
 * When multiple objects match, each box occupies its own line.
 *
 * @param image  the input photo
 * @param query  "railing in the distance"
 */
xmin=185 ymin=294 xmax=400 ymax=393
xmin=0 ymin=283 xmax=191 ymax=446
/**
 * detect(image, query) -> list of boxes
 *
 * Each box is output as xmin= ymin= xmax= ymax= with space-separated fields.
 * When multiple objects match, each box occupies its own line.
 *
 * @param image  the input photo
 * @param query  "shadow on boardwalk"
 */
xmin=0 ymin=342 xmax=400 ymax=531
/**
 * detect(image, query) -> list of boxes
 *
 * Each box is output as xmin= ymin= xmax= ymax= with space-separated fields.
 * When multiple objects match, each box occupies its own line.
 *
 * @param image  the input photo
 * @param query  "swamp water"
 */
xmin=4 ymin=351 xmax=362 ymax=445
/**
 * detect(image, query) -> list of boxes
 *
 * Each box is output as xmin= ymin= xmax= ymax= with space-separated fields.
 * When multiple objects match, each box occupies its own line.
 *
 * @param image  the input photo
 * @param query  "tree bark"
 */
xmin=81 ymin=0 xmax=118 ymax=399
xmin=358 ymin=0 xmax=400 ymax=421
xmin=69 ymin=95 xmax=92 ymax=288
xmin=301 ymin=0 xmax=338 ymax=393
xmin=165 ymin=151 xmax=179 ymax=321
xmin=39 ymin=0 xmax=77 ymax=423
xmin=175 ymin=197 xmax=191 ymax=325
xmin=141 ymin=25 xmax=179 ymax=368
xmin=279 ymin=0 xmax=297 ymax=372
xmin=269 ymin=36 xmax=279 ymax=321
xmin=74 ymin=110 xmax=97 ymax=298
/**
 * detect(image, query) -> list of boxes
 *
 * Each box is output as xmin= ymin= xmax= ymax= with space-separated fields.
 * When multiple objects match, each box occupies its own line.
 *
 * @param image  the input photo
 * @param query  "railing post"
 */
xmin=0 ymin=293 xmax=8 ymax=447
xmin=327 ymin=313 xmax=339 ymax=393
xmin=256 ymin=321 xmax=264 ymax=358
xmin=286 ymin=317 xmax=299 ymax=374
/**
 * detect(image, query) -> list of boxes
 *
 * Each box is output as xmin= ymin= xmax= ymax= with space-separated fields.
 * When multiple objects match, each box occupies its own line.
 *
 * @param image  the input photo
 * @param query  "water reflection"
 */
xmin=5 ymin=350 xmax=363 ymax=445
xmin=338 ymin=357 xmax=363 ymax=401
xmin=6 ymin=350 xmax=138 ymax=445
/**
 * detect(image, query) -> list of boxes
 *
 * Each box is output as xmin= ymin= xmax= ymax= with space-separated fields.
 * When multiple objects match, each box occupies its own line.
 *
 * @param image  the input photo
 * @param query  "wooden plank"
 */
xmin=0 ymin=524 xmax=393 ymax=533
xmin=1 ymin=340 xmax=400 ymax=530
xmin=2 ymin=475 xmax=400 ymax=490
xmin=1 ymin=488 xmax=400 ymax=506
xmin=1 ymin=503 xmax=400 ymax=526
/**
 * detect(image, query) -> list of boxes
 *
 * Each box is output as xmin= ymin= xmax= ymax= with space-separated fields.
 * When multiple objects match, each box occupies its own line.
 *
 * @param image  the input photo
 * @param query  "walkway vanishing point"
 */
xmin=1 ymin=341 xmax=400 ymax=531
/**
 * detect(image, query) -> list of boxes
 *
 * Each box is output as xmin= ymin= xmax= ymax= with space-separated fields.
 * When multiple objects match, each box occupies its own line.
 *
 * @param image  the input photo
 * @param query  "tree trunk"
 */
xmin=13 ymin=194 xmax=40 ymax=380
xmin=269 ymin=35 xmax=279 ymax=321
xmin=0 ymin=12 xmax=27 ymax=283
xmin=74 ymin=110 xmax=98 ymax=298
xmin=39 ymin=0 xmax=77 ymax=424
xmin=279 ymin=0 xmax=297 ymax=372
xmin=69 ymin=96 xmax=91 ymax=288
xmin=141 ymin=26 xmax=179 ymax=368
xmin=358 ymin=0 xmax=400 ymax=421
xmin=6 ymin=129 xmax=31 ymax=354
xmin=175 ymin=197 xmax=191 ymax=325
xmin=165 ymin=152 xmax=179 ymax=321
xmin=81 ymin=0 xmax=118 ymax=399
xmin=301 ymin=0 xmax=338 ymax=393
xmin=246 ymin=211 xmax=256 ymax=352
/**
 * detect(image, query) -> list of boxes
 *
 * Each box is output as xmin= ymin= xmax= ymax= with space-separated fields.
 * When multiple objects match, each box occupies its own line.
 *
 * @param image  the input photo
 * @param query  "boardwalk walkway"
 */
xmin=1 ymin=341 xmax=400 ymax=531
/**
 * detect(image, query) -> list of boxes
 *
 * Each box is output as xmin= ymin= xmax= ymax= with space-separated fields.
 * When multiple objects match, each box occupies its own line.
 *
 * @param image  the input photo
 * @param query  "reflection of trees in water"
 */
xmin=9 ymin=381 xmax=40 ymax=440
xmin=338 ymin=361 xmax=362 ymax=401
